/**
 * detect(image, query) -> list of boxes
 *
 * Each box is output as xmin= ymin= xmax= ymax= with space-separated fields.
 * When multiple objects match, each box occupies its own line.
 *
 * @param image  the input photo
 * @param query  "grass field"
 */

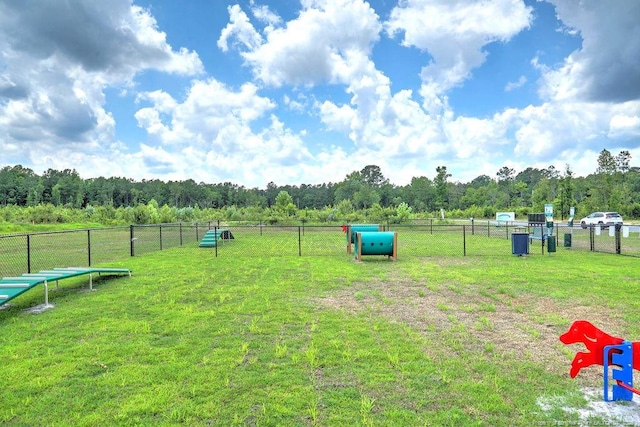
xmin=1 ymin=229 xmax=640 ymax=425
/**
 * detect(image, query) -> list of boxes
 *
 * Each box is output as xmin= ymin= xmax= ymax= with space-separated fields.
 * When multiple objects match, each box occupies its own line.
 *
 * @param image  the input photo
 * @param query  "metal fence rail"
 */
xmin=1 ymin=221 xmax=638 ymax=277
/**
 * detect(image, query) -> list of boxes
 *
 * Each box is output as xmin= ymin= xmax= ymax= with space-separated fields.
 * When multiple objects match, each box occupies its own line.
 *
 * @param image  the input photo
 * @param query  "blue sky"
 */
xmin=1 ymin=0 xmax=639 ymax=188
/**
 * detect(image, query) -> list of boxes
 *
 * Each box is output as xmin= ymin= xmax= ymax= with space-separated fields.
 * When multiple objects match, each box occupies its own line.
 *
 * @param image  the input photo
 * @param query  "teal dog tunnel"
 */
xmin=345 ymin=224 xmax=382 ymax=253
xmin=354 ymin=231 xmax=398 ymax=262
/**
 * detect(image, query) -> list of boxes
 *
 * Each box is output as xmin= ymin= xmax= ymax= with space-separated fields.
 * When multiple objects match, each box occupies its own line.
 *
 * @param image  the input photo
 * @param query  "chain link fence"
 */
xmin=1 ymin=221 xmax=638 ymax=277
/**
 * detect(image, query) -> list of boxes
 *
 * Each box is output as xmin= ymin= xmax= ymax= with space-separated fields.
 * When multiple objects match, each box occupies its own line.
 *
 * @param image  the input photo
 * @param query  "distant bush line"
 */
xmin=2 ymin=148 xmax=640 ymax=227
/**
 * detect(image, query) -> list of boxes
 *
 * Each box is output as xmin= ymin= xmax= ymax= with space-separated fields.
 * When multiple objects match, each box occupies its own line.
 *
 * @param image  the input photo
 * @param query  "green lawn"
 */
xmin=1 ymin=233 xmax=640 ymax=425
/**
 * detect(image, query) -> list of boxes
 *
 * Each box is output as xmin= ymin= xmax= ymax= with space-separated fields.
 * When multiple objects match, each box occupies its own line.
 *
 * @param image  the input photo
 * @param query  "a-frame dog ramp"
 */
xmin=199 ymin=229 xmax=234 ymax=247
xmin=0 ymin=267 xmax=131 ymax=310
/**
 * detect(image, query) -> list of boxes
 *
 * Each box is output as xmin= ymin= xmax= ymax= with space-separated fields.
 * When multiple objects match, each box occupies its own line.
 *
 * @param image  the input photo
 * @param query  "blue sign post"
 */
xmin=603 ymin=341 xmax=634 ymax=402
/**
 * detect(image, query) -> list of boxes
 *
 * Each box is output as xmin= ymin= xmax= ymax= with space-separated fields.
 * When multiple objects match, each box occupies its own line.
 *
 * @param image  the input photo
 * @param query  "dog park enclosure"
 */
xmin=1 ymin=220 xmax=639 ymax=278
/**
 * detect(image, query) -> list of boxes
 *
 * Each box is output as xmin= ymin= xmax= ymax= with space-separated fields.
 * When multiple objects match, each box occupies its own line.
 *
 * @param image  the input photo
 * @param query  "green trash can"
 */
xmin=547 ymin=236 xmax=557 ymax=253
xmin=563 ymin=233 xmax=572 ymax=248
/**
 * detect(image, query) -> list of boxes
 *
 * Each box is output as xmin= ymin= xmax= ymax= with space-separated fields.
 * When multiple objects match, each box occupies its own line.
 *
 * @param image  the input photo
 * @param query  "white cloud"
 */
xmin=283 ymin=94 xmax=306 ymax=112
xmin=218 ymin=5 xmax=263 ymax=53
xmin=131 ymin=78 xmax=343 ymax=186
xmin=540 ymin=0 xmax=640 ymax=102
xmin=249 ymin=1 xmax=282 ymax=28
xmin=220 ymin=0 xmax=382 ymax=87
xmin=0 ymin=0 xmax=203 ymax=169
xmin=386 ymin=0 xmax=533 ymax=95
xmin=608 ymin=111 xmax=640 ymax=139
xmin=216 ymin=0 xmax=604 ymax=185
xmin=3 ymin=0 xmax=639 ymax=189
xmin=444 ymin=115 xmax=510 ymax=159
xmin=135 ymin=79 xmax=277 ymax=149
xmin=505 ymin=75 xmax=527 ymax=92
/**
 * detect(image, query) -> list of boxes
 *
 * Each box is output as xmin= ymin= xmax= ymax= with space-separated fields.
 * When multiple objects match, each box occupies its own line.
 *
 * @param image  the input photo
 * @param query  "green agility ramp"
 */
xmin=0 ymin=267 xmax=132 ymax=308
xmin=199 ymin=229 xmax=234 ymax=247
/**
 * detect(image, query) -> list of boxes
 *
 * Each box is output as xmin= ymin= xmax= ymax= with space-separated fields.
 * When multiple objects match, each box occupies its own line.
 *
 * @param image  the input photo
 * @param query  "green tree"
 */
xmin=496 ymin=166 xmax=516 ymax=207
xmin=51 ymin=184 xmax=62 ymax=206
xmin=0 ymin=165 xmax=39 ymax=205
xmin=434 ymin=166 xmax=451 ymax=210
xmin=616 ymin=150 xmax=631 ymax=173
xmin=406 ymin=176 xmax=435 ymax=212
xmin=275 ymin=190 xmax=296 ymax=216
xmin=557 ymin=164 xmax=575 ymax=219
xmin=531 ymin=179 xmax=555 ymax=212
xmin=395 ymin=202 xmax=412 ymax=223
xmin=469 ymin=174 xmax=493 ymax=188
xmin=360 ymin=165 xmax=388 ymax=187
xmin=496 ymin=166 xmax=515 ymax=183
xmin=615 ymin=150 xmax=633 ymax=207
xmin=265 ymin=181 xmax=279 ymax=207
xmin=542 ymin=165 xmax=560 ymax=179
xmin=133 ymin=205 xmax=151 ymax=224
xmin=597 ymin=149 xmax=617 ymax=175
xmin=593 ymin=149 xmax=618 ymax=209
xmin=159 ymin=204 xmax=175 ymax=223
xmin=26 ymin=180 xmax=45 ymax=207
xmin=275 ymin=190 xmax=293 ymax=210
xmin=353 ymin=185 xmax=380 ymax=209
xmin=335 ymin=199 xmax=355 ymax=220
xmin=512 ymin=181 xmax=529 ymax=207
xmin=515 ymin=167 xmax=544 ymax=189
xmin=147 ymin=200 xmax=160 ymax=223
xmin=334 ymin=171 xmax=364 ymax=204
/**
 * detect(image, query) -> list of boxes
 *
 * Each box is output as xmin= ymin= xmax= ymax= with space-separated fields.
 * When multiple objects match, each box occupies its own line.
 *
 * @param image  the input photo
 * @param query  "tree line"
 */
xmin=1 ymin=149 xmax=640 ymax=225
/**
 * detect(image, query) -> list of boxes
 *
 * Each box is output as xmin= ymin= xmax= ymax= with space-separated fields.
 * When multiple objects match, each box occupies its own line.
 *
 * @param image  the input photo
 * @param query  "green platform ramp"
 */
xmin=0 ymin=267 xmax=132 ymax=308
xmin=199 ymin=229 xmax=234 ymax=247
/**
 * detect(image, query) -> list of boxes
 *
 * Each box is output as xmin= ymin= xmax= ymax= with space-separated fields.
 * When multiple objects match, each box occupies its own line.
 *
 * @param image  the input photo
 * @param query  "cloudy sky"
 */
xmin=1 ymin=0 xmax=639 ymax=188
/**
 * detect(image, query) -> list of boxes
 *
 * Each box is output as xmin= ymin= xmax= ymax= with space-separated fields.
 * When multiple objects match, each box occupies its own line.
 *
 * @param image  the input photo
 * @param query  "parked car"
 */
xmin=580 ymin=212 xmax=623 ymax=229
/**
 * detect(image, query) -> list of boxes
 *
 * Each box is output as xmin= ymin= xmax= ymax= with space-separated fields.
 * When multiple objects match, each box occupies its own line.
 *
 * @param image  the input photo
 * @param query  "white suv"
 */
xmin=580 ymin=212 xmax=623 ymax=229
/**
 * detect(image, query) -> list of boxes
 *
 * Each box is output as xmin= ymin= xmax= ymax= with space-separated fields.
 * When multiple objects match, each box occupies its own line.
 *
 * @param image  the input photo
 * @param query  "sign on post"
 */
xmin=544 ymin=204 xmax=553 ymax=222
xmin=496 ymin=212 xmax=515 ymax=224
xmin=544 ymin=203 xmax=554 ymax=229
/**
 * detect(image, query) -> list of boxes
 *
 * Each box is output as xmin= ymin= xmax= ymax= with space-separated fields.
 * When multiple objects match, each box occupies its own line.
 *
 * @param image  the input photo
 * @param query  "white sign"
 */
xmin=545 ymin=203 xmax=553 ymax=222
xmin=496 ymin=212 xmax=515 ymax=222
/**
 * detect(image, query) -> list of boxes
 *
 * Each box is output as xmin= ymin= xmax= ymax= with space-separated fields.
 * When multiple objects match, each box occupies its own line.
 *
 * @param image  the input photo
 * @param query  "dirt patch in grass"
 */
xmin=315 ymin=273 xmax=622 ymax=386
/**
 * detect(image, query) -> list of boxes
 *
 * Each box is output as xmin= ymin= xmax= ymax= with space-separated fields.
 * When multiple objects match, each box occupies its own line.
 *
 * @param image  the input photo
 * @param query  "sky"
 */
xmin=1 ymin=0 xmax=639 ymax=188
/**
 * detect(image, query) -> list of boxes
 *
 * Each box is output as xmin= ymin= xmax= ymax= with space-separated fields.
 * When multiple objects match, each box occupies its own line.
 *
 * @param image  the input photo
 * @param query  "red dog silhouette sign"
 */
xmin=559 ymin=320 xmax=640 ymax=378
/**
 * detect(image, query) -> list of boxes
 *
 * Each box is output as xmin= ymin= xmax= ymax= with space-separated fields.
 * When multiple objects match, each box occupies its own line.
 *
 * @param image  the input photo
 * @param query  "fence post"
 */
xmin=159 ymin=225 xmax=163 ymax=251
xmin=214 ymin=226 xmax=218 ymax=258
xmin=590 ymin=226 xmax=595 ymax=252
xmin=615 ymin=224 xmax=621 ymax=254
xmin=463 ymin=225 xmax=467 ymax=256
xmin=87 ymin=229 xmax=92 ymax=266
xmin=179 ymin=222 xmax=183 ymax=246
xmin=130 ymin=225 xmax=135 ymax=257
xmin=27 ymin=234 xmax=31 ymax=273
xmin=298 ymin=226 xmax=302 ymax=256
